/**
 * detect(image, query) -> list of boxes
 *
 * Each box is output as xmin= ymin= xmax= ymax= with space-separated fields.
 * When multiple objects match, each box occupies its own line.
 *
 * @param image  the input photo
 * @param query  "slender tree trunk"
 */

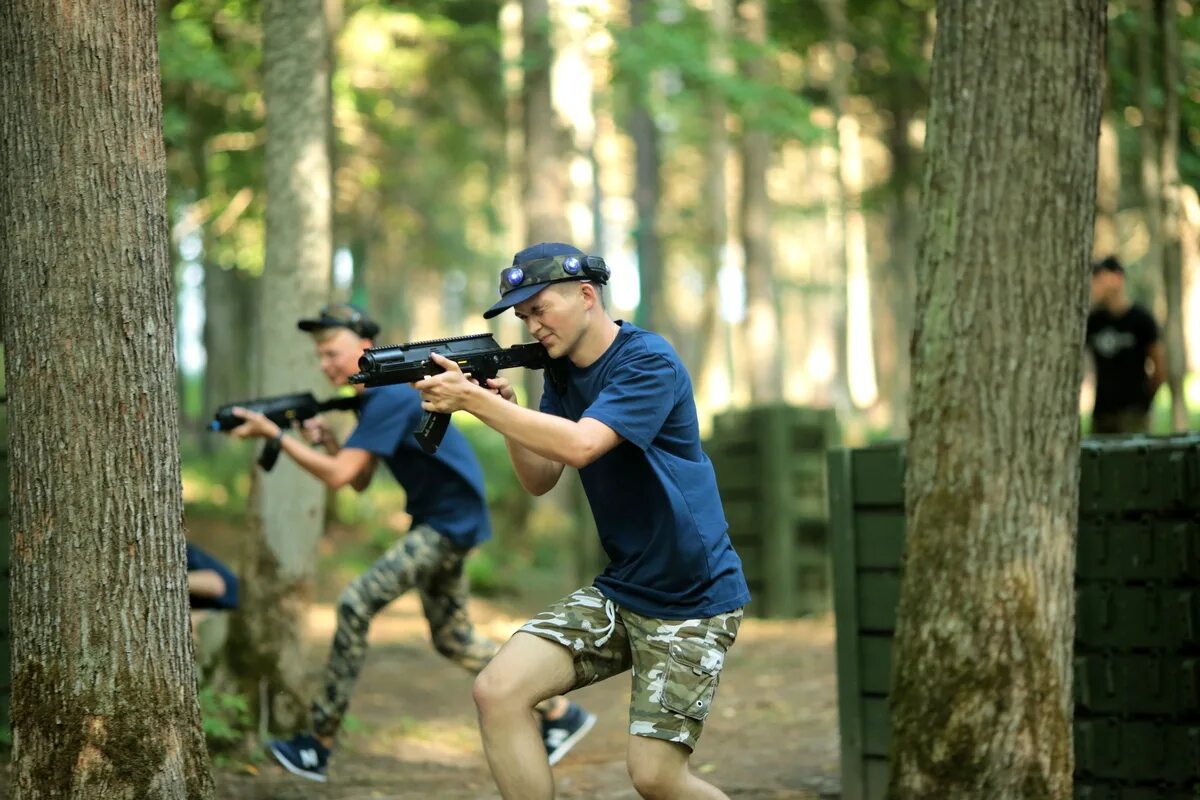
xmin=522 ymin=0 xmax=571 ymax=247
xmin=0 ymin=1 xmax=215 ymax=797
xmin=738 ymin=0 xmax=783 ymax=403
xmin=690 ymin=0 xmax=732 ymax=390
xmin=880 ymin=92 xmax=921 ymax=436
xmin=1134 ymin=0 xmax=1164 ymax=295
xmin=1094 ymin=116 xmax=1121 ymax=258
xmin=226 ymin=0 xmax=333 ymax=732
xmin=202 ymin=263 xmax=254 ymax=416
xmin=890 ymin=2 xmax=1105 ymax=797
xmin=1156 ymin=0 xmax=1187 ymax=430
xmin=628 ymin=0 xmax=667 ymax=335
xmin=821 ymin=0 xmax=878 ymax=411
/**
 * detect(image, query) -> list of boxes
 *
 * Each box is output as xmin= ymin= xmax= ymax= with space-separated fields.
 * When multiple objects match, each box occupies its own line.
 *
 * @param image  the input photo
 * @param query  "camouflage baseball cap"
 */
xmin=297 ymin=303 xmax=381 ymax=338
xmin=483 ymin=242 xmax=610 ymax=319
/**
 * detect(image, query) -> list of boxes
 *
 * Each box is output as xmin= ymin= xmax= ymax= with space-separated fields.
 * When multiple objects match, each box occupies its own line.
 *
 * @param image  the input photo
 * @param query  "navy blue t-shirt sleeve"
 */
xmin=580 ymin=352 xmax=676 ymax=451
xmin=539 ymin=373 xmax=566 ymax=417
xmin=187 ymin=543 xmax=239 ymax=610
xmin=345 ymin=387 xmax=420 ymax=458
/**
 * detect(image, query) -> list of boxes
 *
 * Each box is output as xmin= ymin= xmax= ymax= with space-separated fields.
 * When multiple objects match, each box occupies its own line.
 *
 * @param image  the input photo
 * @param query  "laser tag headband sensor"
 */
xmin=483 ymin=250 xmax=610 ymax=320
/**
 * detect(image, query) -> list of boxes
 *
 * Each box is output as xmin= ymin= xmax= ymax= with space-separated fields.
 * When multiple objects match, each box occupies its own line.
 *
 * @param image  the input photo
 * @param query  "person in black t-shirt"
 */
xmin=1085 ymin=256 xmax=1165 ymax=434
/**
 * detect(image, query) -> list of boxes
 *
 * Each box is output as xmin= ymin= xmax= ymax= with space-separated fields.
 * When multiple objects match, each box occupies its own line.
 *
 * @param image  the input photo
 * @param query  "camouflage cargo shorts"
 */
xmin=519 ymin=585 xmax=743 ymax=750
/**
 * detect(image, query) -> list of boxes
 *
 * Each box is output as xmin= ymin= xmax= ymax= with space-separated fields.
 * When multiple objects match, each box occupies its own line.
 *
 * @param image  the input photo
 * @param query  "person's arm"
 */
xmin=187 ymin=568 xmax=226 ymax=599
xmin=479 ymin=376 xmax=568 ymax=495
xmin=1147 ymin=341 xmax=1167 ymax=399
xmin=230 ymin=408 xmax=377 ymax=490
xmin=300 ymin=415 xmax=374 ymax=490
xmin=414 ymin=355 xmax=622 ymax=485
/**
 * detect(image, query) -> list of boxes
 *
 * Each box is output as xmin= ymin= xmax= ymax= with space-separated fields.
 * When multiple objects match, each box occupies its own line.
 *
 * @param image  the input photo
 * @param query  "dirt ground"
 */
xmin=212 ymin=592 xmax=842 ymax=800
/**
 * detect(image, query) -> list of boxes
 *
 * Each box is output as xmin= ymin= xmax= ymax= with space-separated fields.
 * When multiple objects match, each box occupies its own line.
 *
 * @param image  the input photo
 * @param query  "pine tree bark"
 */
xmin=0 ymin=1 xmax=215 ymax=797
xmin=889 ymin=2 xmax=1105 ymax=797
xmin=226 ymin=0 xmax=333 ymax=732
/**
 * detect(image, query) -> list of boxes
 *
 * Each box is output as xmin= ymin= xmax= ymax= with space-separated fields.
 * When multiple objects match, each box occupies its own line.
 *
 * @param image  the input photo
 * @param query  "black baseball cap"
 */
xmin=297 ymin=303 xmax=381 ymax=338
xmin=1092 ymin=255 xmax=1124 ymax=275
xmin=482 ymin=242 xmax=609 ymax=320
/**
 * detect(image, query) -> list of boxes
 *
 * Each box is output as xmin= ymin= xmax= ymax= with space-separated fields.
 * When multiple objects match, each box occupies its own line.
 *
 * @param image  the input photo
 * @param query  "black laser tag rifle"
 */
xmin=209 ymin=392 xmax=361 ymax=471
xmin=348 ymin=332 xmax=563 ymax=455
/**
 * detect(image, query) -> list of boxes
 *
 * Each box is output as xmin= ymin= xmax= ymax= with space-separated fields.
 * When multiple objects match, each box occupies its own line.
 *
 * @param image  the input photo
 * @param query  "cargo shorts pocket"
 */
xmin=659 ymin=641 xmax=720 ymax=721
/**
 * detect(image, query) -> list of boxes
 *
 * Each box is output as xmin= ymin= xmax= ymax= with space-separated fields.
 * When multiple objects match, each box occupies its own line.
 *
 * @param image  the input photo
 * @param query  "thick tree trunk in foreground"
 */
xmin=0 ymin=2 xmax=214 ymax=797
xmin=890 ymin=2 xmax=1106 ymax=798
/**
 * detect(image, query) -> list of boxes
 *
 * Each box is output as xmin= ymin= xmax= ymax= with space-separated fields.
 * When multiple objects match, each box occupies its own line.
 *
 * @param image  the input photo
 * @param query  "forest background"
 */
xmin=163 ymin=0 xmax=1200 ymax=599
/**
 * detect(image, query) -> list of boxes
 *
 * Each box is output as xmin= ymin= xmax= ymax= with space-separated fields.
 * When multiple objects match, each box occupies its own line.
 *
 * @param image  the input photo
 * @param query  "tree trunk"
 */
xmin=0 ymin=1 xmax=215 ymax=797
xmin=879 ymin=92 xmax=921 ymax=436
xmin=1093 ymin=116 xmax=1121 ymax=258
xmin=202 ymin=264 xmax=254 ymax=422
xmin=519 ymin=0 xmax=578 ymax=524
xmin=689 ymin=0 xmax=732 ymax=394
xmin=738 ymin=0 xmax=783 ymax=403
xmin=521 ymin=0 xmax=571 ymax=248
xmin=227 ymin=0 xmax=333 ymax=733
xmin=820 ymin=0 xmax=878 ymax=412
xmin=628 ymin=0 xmax=667 ymax=335
xmin=1134 ymin=0 xmax=1164 ymax=301
xmin=1156 ymin=0 xmax=1187 ymax=431
xmin=890 ymin=2 xmax=1105 ymax=797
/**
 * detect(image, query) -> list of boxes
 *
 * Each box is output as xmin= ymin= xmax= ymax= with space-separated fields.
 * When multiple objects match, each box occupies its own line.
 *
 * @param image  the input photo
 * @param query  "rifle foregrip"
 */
xmin=415 ymin=410 xmax=450 ymax=455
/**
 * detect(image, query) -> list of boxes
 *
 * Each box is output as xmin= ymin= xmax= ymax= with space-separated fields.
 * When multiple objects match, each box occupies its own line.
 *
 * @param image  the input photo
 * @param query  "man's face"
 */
xmin=314 ymin=328 xmax=372 ymax=386
xmin=1090 ymin=270 xmax=1122 ymax=305
xmin=513 ymin=282 xmax=589 ymax=359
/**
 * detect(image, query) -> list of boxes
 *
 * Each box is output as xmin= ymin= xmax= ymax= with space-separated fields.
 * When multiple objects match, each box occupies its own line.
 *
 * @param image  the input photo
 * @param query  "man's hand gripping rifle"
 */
xmin=209 ymin=392 xmax=361 ymax=471
xmin=349 ymin=332 xmax=559 ymax=454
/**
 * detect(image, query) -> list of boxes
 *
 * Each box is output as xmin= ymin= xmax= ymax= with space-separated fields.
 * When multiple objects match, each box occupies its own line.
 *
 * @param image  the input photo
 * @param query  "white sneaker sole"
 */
xmin=268 ymin=742 xmax=328 ymax=783
xmin=547 ymin=712 xmax=597 ymax=767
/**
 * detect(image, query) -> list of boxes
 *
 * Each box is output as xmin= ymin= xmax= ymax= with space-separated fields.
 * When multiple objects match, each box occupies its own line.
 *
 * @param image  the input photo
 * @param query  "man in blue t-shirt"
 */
xmin=228 ymin=303 xmax=594 ymax=783
xmin=415 ymin=243 xmax=750 ymax=799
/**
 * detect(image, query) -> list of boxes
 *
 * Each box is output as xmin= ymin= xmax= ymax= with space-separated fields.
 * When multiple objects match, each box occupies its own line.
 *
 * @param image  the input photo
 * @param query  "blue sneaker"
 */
xmin=542 ymin=702 xmax=596 ymax=766
xmin=267 ymin=732 xmax=330 ymax=782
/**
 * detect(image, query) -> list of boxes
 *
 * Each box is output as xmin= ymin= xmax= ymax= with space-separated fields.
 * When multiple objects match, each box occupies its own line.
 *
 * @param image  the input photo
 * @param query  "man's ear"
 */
xmin=581 ymin=281 xmax=599 ymax=309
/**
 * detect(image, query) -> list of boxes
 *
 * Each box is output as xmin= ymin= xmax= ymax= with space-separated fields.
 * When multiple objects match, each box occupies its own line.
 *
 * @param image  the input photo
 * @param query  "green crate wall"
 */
xmin=829 ymin=437 xmax=1200 ymax=800
xmin=708 ymin=404 xmax=838 ymax=618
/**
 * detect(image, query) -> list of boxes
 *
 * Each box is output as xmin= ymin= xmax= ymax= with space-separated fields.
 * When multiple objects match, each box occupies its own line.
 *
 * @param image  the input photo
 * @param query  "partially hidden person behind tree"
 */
xmin=414 ymin=243 xmax=751 ymax=800
xmin=1086 ymin=256 xmax=1166 ymax=434
xmin=187 ymin=542 xmax=239 ymax=612
xmin=227 ymin=303 xmax=596 ymax=783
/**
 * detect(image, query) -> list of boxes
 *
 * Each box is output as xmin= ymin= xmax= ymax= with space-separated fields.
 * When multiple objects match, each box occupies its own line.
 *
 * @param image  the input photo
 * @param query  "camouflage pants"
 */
xmin=312 ymin=525 xmax=498 ymax=738
xmin=519 ymin=586 xmax=742 ymax=750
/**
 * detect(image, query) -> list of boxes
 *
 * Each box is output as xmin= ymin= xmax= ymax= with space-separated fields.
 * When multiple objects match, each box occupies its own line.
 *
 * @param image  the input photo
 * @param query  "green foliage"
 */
xmin=197 ymin=686 xmax=253 ymax=751
xmin=1106 ymin=1 xmax=1200 ymax=188
xmin=609 ymin=2 xmax=823 ymax=144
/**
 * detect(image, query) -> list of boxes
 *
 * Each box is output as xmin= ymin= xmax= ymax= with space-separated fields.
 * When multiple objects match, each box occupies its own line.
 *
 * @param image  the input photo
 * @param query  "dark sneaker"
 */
xmin=268 ymin=732 xmax=330 ymax=782
xmin=542 ymin=702 xmax=596 ymax=766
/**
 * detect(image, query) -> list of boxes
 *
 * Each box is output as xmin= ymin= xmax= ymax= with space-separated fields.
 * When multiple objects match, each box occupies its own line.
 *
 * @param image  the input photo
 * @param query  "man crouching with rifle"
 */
xmin=223 ymin=303 xmax=595 ymax=782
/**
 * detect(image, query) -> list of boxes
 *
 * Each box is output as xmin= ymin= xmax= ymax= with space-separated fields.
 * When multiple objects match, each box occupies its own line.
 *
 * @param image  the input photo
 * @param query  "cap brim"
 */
xmin=297 ymin=318 xmax=326 ymax=332
xmin=482 ymin=283 xmax=550 ymax=319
